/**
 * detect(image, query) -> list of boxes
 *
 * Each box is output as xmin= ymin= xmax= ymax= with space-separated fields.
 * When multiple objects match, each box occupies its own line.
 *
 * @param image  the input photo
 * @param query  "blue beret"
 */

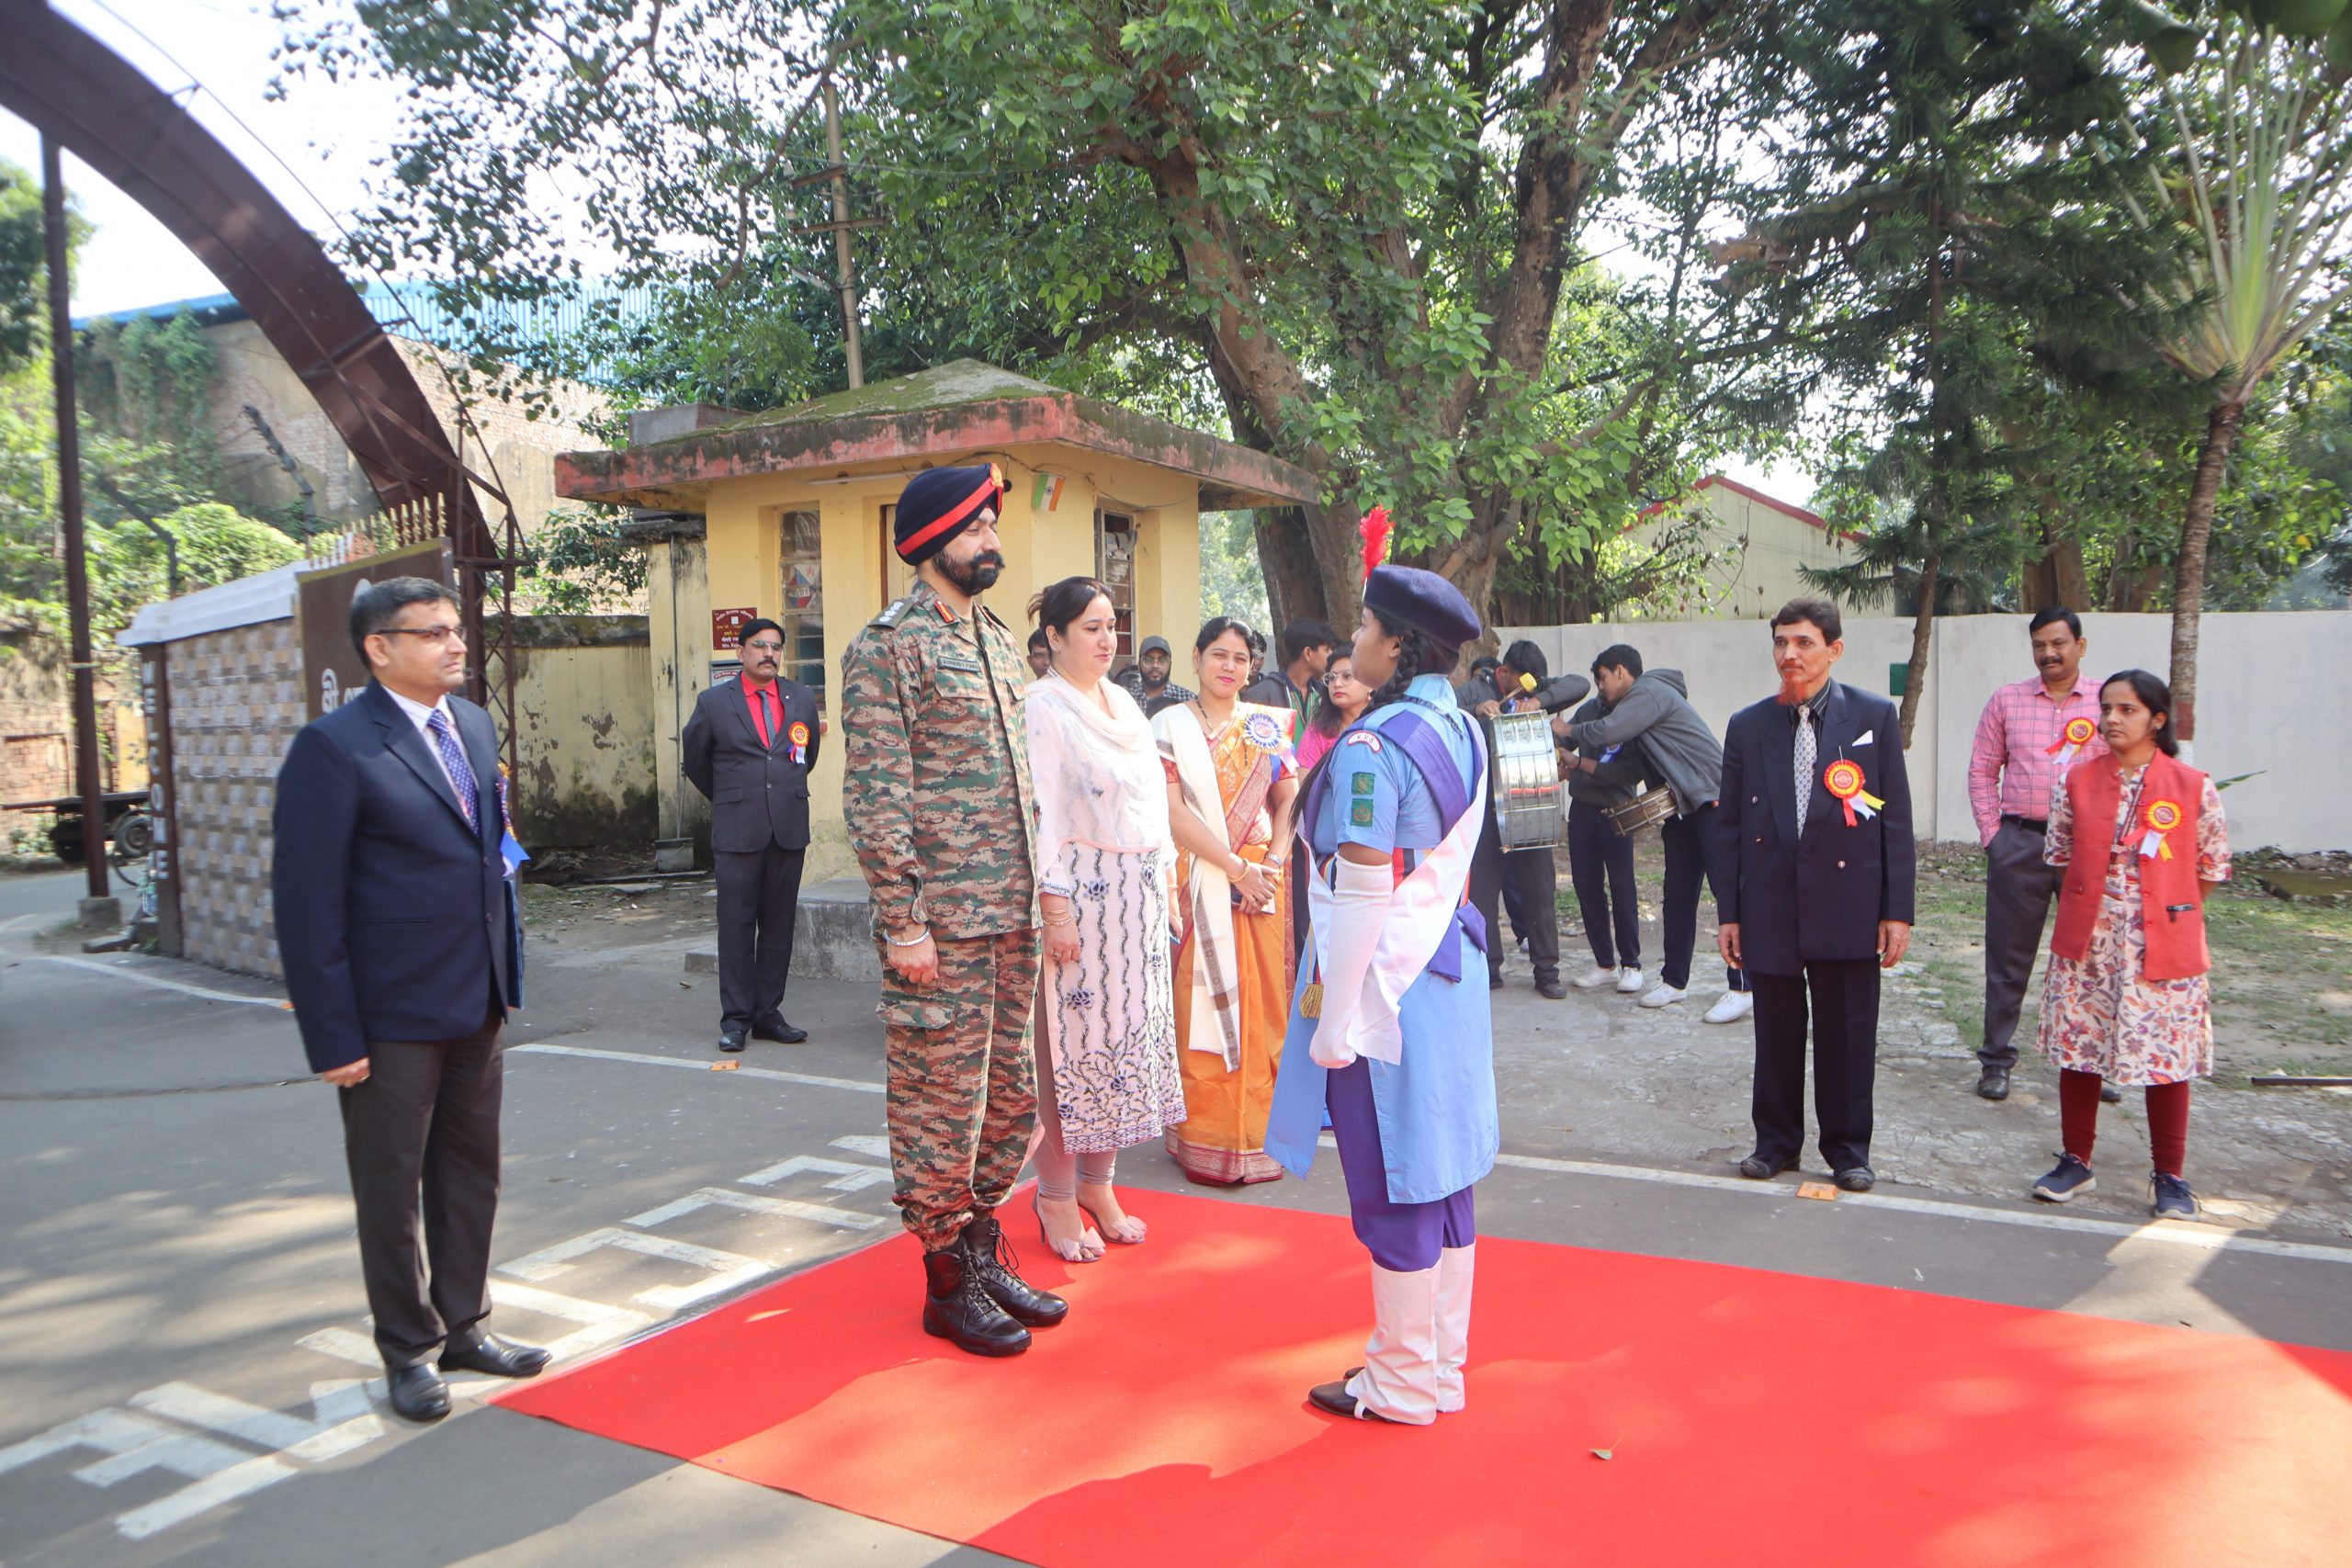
xmin=1363 ymin=564 xmax=1479 ymax=649
xmin=895 ymin=464 xmax=1005 ymax=565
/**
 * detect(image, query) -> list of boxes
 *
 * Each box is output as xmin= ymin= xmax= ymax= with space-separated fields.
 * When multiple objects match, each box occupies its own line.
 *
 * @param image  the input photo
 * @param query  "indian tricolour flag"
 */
xmin=1033 ymin=471 xmax=1067 ymax=512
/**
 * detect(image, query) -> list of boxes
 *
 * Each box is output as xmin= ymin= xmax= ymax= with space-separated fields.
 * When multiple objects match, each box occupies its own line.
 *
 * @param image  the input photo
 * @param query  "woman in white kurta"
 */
xmin=1024 ymin=578 xmax=1185 ymax=1261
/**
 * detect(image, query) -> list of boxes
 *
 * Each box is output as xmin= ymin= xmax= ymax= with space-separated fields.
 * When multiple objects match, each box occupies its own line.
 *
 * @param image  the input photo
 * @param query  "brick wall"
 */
xmin=164 ymin=617 xmax=304 ymax=978
xmin=2 ymin=626 xmax=147 ymax=840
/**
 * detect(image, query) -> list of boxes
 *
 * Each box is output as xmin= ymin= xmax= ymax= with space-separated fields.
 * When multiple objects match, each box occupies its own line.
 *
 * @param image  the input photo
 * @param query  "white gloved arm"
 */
xmin=1308 ymin=854 xmax=1395 ymax=1068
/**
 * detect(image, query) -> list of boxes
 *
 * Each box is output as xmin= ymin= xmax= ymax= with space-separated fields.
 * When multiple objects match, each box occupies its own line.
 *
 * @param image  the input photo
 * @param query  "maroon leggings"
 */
xmin=2060 ymin=1069 xmax=2188 ymax=1177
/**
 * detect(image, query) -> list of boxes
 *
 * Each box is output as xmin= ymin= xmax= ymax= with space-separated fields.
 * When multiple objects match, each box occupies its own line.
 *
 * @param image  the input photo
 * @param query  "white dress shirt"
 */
xmin=385 ymin=684 xmax=469 ymax=804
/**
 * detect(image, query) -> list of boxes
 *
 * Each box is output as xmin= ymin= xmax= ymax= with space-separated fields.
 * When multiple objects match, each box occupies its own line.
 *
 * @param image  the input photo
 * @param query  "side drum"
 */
xmin=1490 ymin=710 xmax=1565 ymax=852
xmin=1604 ymin=784 xmax=1680 ymax=840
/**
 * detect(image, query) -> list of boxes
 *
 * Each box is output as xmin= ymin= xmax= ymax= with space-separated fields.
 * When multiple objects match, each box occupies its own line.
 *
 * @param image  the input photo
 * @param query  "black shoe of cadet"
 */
xmin=1975 ymin=1066 xmax=2011 ymax=1101
xmin=960 ymin=1210 xmax=1069 ymax=1327
xmin=718 ymin=1025 xmax=747 ymax=1054
xmin=752 ymin=1013 xmax=808 ymax=1043
xmin=921 ymin=1244 xmax=1030 ymax=1357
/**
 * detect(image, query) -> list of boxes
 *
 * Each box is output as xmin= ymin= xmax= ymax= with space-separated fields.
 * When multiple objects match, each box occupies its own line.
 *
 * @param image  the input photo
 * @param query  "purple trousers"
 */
xmin=1326 ymin=1057 xmax=1476 ymax=1272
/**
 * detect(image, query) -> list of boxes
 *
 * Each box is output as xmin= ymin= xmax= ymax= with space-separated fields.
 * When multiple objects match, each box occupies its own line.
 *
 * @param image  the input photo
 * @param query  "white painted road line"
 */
xmin=508 ymin=1041 xmax=884 ymax=1093
xmin=28 ymin=955 xmax=289 ymax=1010
xmin=628 ymin=1186 xmax=888 ymax=1231
xmin=1488 ymin=1151 xmax=2352 ymax=1268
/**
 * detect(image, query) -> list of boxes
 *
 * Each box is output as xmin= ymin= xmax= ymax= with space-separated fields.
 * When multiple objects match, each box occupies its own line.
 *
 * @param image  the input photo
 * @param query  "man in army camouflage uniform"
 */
xmin=840 ymin=463 xmax=1069 ymax=1358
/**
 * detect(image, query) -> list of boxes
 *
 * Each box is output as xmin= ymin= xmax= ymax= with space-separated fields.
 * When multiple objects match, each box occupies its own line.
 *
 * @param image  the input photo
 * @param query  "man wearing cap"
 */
xmin=1117 ymin=634 xmax=1193 ymax=716
xmin=841 ymin=464 xmax=1068 ymax=1358
xmin=683 ymin=616 xmax=820 ymax=1054
xmin=1267 ymin=554 xmax=1498 ymax=1427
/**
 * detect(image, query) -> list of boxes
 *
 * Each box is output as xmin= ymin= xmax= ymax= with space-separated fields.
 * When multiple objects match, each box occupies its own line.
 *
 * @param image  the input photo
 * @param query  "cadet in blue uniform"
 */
xmin=1266 ymin=564 xmax=1498 ymax=1425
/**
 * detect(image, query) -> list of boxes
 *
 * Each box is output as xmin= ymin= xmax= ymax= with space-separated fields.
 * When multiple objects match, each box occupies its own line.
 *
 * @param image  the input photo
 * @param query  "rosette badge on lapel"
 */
xmin=2048 ymin=716 xmax=2097 ymax=765
xmin=2141 ymin=797 xmax=2183 ymax=861
xmin=1822 ymin=759 xmax=1885 ymax=827
xmin=1241 ymin=710 xmax=1292 ymax=759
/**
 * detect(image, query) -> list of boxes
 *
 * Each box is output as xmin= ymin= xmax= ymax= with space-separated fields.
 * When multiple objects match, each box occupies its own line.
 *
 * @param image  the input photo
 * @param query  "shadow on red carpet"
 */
xmin=493 ymin=1189 xmax=2352 ymax=1567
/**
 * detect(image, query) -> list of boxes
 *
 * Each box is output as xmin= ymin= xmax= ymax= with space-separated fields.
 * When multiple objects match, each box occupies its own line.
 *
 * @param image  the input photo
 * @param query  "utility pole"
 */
xmin=795 ymin=73 xmax=887 ymax=390
xmin=42 ymin=134 xmax=115 ymax=923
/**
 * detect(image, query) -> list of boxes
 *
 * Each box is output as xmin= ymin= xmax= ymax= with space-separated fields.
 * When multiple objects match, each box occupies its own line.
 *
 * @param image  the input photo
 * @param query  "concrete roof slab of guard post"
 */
xmin=557 ymin=358 xmax=1317 ymax=513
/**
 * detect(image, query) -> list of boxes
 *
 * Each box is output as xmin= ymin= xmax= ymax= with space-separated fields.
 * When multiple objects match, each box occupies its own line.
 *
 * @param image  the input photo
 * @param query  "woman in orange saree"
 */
xmin=1153 ymin=617 xmax=1298 ymax=1184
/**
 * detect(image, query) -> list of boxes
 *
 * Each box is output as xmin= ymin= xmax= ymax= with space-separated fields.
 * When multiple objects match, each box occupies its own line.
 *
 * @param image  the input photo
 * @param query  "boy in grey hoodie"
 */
xmin=1555 ymin=647 xmax=1751 ymax=1022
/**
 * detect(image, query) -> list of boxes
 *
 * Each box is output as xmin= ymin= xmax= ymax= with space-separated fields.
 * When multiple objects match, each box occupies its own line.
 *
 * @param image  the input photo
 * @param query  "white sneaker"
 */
xmin=1615 ymin=966 xmax=1645 ymax=994
xmin=1704 ymin=990 xmax=1755 ymax=1024
xmin=1570 ymin=965 xmax=1616 ymax=990
xmin=1639 ymin=983 xmax=1688 ymax=1010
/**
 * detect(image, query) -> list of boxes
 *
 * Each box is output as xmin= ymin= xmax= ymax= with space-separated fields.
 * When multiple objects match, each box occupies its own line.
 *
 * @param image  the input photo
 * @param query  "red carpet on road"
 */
xmin=496 ymin=1190 xmax=2352 ymax=1567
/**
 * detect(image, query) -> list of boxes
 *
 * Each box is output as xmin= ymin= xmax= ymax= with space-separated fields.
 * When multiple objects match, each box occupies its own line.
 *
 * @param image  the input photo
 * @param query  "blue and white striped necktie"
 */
xmin=425 ymin=708 xmax=480 ymax=828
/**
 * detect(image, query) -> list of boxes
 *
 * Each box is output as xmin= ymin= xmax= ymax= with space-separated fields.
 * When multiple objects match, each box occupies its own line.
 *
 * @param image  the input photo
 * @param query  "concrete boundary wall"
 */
xmin=1499 ymin=612 xmax=2352 ymax=852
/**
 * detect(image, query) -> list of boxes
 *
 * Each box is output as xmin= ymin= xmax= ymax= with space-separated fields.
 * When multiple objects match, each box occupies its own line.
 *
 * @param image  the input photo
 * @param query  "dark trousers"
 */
xmin=715 ymin=841 xmax=806 ymax=1028
xmin=1566 ymin=801 xmax=1639 ymax=970
xmin=1749 ymin=959 xmax=1880 ymax=1173
xmin=1471 ymin=813 xmax=1560 ymax=985
xmin=1327 ymin=1056 xmax=1476 ymax=1272
xmin=1980 ymin=819 xmax=2060 ymax=1067
xmin=1659 ymin=803 xmax=1746 ymax=993
xmin=339 ymin=1001 xmax=504 ymax=1367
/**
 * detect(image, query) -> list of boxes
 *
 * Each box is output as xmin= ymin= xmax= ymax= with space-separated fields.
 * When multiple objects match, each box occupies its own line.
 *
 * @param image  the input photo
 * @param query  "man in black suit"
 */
xmin=683 ymin=617 xmax=820 ymax=1054
xmin=1713 ymin=596 xmax=1915 ymax=1193
xmin=273 ymin=577 xmax=546 ymax=1424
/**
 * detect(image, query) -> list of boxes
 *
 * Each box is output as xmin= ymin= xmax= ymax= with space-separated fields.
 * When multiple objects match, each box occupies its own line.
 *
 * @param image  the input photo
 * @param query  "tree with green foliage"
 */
xmin=1734 ymin=0 xmax=2175 ymax=744
xmin=2109 ymin=0 xmax=2352 ymax=739
xmin=0 ymin=159 xmax=55 ymax=378
xmin=277 ymin=0 xmax=1808 ymax=636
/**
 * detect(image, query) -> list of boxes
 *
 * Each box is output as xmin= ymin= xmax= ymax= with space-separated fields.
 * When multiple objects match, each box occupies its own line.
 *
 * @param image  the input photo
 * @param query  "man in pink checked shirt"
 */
xmin=1966 ymin=607 xmax=2116 ymax=1104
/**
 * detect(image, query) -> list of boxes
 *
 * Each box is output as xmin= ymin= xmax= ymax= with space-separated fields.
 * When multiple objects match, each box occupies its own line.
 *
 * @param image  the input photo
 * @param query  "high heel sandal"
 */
xmin=1034 ymin=1198 xmax=1104 ymax=1263
xmin=1076 ymin=1184 xmax=1147 ymax=1246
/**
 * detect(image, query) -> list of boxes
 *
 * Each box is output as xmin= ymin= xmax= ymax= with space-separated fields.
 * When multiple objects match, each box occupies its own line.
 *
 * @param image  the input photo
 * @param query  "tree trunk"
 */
xmin=1250 ymin=504 xmax=1326 ymax=632
xmin=1898 ymin=547 xmax=1939 ymax=749
xmin=2168 ymin=396 xmax=2245 ymax=746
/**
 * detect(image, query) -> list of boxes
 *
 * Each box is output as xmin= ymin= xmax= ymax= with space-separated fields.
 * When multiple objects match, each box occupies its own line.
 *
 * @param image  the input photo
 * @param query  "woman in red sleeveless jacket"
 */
xmin=2026 ymin=671 xmax=2230 ymax=1220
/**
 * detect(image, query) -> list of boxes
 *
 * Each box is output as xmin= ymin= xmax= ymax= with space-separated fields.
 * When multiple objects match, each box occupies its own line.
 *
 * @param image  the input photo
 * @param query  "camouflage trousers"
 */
xmin=876 ymin=929 xmax=1040 ymax=1251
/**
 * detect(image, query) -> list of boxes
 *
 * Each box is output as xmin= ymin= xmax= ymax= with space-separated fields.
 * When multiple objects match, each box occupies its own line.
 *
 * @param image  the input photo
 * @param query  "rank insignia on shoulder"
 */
xmin=1351 ymin=773 xmax=1376 ymax=796
xmin=1350 ymin=799 xmax=1375 ymax=826
xmin=872 ymin=598 xmax=913 ymax=628
xmin=1343 ymin=731 xmax=1384 ymax=752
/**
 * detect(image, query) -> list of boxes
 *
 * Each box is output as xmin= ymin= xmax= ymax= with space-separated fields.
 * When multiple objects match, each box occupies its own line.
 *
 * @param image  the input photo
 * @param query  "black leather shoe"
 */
xmin=1534 ymin=976 xmax=1567 ymax=1000
xmin=959 ymin=1211 xmax=1069 ymax=1327
xmin=2100 ymin=1081 xmax=2123 ymax=1104
xmin=384 ymin=1362 xmax=450 ymax=1423
xmin=752 ymin=1014 xmax=808 ymax=1044
xmin=1976 ymin=1066 xmax=2011 ymax=1101
xmin=1308 ymin=1379 xmax=1400 ymax=1422
xmin=718 ymin=1026 xmax=747 ymax=1054
xmin=1835 ymin=1166 xmax=1876 ymax=1192
xmin=1738 ymin=1152 xmax=1798 ymax=1180
xmin=921 ymin=1244 xmax=1030 ymax=1357
xmin=438 ymin=1333 xmax=551 ymax=1379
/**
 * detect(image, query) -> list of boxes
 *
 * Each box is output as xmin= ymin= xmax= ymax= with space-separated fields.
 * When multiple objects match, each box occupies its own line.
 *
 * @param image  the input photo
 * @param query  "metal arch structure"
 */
xmin=0 ymin=0 xmax=522 ymax=768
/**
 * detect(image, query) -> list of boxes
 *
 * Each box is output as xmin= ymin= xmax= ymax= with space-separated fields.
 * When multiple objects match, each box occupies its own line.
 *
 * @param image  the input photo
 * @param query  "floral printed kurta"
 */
xmin=2035 ymin=765 xmax=2230 ymax=1087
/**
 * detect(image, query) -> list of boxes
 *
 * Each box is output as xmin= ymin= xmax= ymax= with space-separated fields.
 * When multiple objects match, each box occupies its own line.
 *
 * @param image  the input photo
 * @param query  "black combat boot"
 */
xmin=921 ymin=1244 xmax=1031 ymax=1357
xmin=960 ymin=1209 xmax=1069 ymax=1328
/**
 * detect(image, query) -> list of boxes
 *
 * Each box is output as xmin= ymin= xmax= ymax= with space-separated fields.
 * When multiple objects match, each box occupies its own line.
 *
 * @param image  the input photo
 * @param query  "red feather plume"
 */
xmin=1358 ymin=505 xmax=1392 ymax=581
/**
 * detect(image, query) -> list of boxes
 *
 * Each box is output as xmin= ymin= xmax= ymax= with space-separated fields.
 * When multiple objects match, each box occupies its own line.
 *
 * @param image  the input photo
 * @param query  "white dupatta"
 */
xmin=1154 ymin=702 xmax=1246 ymax=1068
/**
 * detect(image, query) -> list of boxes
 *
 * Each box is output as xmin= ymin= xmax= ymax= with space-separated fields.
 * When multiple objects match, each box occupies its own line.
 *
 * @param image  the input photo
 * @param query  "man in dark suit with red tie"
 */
xmin=274 ymin=577 xmax=545 ymax=1424
xmin=684 ymin=617 xmax=820 ymax=1054
xmin=1713 ymin=596 xmax=1916 ymax=1193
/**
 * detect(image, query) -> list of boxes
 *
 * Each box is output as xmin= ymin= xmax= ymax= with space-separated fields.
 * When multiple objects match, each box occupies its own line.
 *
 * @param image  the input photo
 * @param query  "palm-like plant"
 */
xmin=2115 ymin=0 xmax=2352 ymax=743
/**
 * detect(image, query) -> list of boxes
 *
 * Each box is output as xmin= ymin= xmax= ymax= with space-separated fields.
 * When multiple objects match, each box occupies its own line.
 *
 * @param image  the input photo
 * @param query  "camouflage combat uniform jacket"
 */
xmin=840 ymin=578 xmax=1039 ymax=939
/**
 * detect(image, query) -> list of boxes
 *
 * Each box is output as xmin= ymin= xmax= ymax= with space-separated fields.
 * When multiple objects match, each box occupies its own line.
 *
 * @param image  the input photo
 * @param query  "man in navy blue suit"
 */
xmin=1713 ymin=596 xmax=1915 ymax=1193
xmin=273 ymin=577 xmax=546 ymax=1423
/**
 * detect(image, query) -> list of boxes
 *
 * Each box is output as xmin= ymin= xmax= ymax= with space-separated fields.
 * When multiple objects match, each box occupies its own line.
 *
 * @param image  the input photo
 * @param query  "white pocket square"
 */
xmin=1853 ymin=730 xmax=1875 ymax=747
